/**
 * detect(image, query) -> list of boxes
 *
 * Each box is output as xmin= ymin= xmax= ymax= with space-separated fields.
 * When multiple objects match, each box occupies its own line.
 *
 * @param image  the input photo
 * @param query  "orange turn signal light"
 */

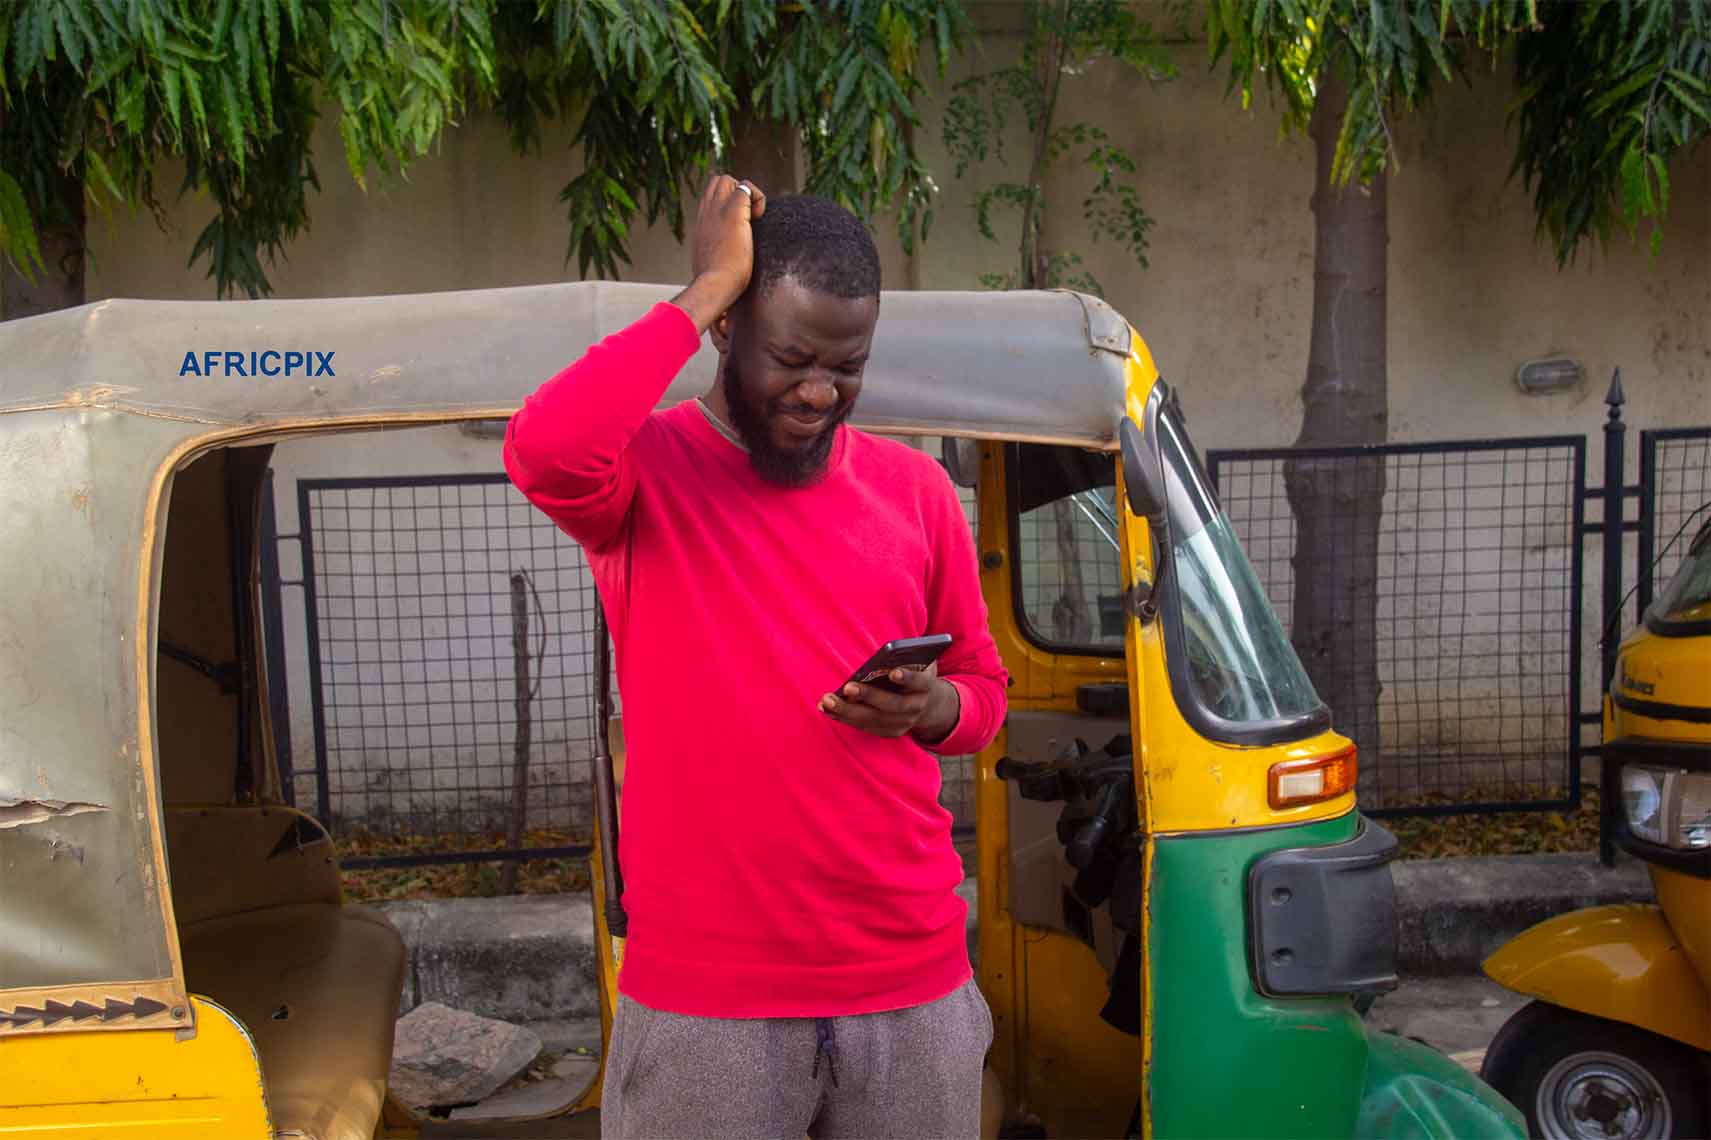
xmin=1268 ymin=746 xmax=1358 ymax=809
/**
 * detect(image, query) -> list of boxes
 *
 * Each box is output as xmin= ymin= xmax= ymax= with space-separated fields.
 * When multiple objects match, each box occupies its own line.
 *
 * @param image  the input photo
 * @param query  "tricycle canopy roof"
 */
xmin=0 ymin=281 xmax=1138 ymax=1021
xmin=0 ymin=281 xmax=1135 ymax=448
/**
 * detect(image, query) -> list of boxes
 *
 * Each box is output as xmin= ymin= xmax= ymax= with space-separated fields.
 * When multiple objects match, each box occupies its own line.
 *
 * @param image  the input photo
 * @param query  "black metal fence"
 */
xmin=277 ymin=471 xmax=979 ymax=868
xmin=269 ymin=408 xmax=1709 ymax=861
xmin=1638 ymin=427 xmax=1711 ymax=614
xmin=1208 ymin=380 xmax=1711 ymax=828
xmin=1208 ymin=438 xmax=1586 ymax=814
xmin=289 ymin=475 xmax=603 ymax=866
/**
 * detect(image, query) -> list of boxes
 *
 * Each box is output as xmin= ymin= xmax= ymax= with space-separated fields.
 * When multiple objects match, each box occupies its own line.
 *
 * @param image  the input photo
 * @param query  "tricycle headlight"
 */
xmin=1622 ymin=766 xmax=1666 ymax=844
xmin=1620 ymin=764 xmax=1711 ymax=851
xmin=1679 ymin=772 xmax=1711 ymax=850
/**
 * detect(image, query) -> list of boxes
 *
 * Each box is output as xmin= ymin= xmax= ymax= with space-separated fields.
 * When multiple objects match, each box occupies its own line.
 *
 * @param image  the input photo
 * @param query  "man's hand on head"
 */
xmin=673 ymin=175 xmax=767 ymax=335
xmin=820 ymin=662 xmax=962 ymax=745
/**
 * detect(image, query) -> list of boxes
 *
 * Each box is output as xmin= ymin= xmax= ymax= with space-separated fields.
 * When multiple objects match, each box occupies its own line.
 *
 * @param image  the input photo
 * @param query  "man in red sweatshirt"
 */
xmin=505 ymin=176 xmax=1009 ymax=1139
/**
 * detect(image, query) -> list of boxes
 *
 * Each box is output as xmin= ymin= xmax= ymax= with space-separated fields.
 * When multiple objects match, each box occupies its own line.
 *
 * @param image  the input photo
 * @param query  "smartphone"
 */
xmin=843 ymin=634 xmax=953 ymax=694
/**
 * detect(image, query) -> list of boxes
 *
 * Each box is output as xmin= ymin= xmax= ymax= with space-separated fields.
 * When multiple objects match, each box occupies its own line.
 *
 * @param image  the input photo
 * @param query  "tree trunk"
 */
xmin=725 ymin=95 xmax=799 ymax=195
xmin=1051 ymin=498 xmax=1092 ymax=644
xmin=0 ymin=161 xmax=85 ymax=320
xmin=1283 ymin=69 xmax=1389 ymax=799
xmin=1021 ymin=1 xmax=1065 ymax=291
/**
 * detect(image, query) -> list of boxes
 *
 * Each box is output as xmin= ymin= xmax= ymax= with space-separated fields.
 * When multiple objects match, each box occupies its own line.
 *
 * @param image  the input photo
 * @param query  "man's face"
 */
xmin=716 ymin=276 xmax=880 ymax=487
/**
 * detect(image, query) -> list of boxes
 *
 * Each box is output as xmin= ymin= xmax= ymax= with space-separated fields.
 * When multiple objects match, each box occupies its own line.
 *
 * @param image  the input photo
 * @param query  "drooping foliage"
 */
xmin=1208 ymin=0 xmax=1710 ymax=262
xmin=0 ymin=0 xmax=967 ymax=300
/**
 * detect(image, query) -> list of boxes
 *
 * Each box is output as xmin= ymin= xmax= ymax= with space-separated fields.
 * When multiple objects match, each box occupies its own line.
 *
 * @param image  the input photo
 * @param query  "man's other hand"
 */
xmin=821 ymin=663 xmax=961 ymax=744
xmin=673 ymin=175 xmax=766 ymax=334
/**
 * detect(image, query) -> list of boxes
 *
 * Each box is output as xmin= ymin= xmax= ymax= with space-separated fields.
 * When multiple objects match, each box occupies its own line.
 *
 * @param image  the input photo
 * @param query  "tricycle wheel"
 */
xmin=1480 ymin=1001 xmax=1707 ymax=1140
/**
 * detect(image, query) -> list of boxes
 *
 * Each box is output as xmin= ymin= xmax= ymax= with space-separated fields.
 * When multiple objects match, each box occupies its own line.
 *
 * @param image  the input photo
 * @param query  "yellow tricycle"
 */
xmin=1481 ymin=514 xmax=1711 ymax=1139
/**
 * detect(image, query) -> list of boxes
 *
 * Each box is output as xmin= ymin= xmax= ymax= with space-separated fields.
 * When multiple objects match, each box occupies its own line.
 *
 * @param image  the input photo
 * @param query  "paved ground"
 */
xmin=1367 ymin=973 xmax=1531 ymax=1066
xmin=419 ymin=973 xmax=1530 ymax=1137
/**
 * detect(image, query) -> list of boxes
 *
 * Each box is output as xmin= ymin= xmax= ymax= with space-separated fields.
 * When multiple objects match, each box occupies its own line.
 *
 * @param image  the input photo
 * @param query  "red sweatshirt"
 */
xmin=504 ymin=302 xmax=1009 ymax=1017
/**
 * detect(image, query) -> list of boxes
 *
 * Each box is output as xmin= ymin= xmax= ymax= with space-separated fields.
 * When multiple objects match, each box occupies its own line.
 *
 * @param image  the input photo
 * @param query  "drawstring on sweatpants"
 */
xmin=810 ymin=1017 xmax=839 ymax=1087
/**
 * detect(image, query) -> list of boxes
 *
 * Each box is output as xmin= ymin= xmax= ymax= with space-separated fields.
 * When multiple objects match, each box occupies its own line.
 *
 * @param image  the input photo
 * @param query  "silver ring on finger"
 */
xmin=735 ymin=183 xmax=753 ymax=198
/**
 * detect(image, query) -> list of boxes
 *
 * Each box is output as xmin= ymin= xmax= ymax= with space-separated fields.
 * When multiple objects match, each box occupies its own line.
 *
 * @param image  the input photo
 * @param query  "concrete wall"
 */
xmin=80 ymin=24 xmax=1710 ymax=819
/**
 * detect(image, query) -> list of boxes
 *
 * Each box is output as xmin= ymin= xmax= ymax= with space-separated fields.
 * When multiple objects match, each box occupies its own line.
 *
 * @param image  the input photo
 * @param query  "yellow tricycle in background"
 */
xmin=1481 ymin=513 xmax=1711 ymax=1139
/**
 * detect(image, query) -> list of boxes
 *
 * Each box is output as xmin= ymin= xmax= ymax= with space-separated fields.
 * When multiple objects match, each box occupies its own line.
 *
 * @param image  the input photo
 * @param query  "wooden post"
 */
xmin=499 ymin=572 xmax=533 ymax=894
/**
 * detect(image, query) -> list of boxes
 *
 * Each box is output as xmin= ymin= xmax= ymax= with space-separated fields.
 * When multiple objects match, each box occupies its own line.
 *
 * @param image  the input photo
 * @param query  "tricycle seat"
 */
xmin=165 ymin=806 xmax=405 ymax=1140
xmin=179 ymin=902 xmax=405 ymax=1140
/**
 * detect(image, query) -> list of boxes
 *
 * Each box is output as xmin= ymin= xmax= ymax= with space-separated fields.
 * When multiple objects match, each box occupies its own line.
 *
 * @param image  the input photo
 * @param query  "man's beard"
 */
xmin=721 ymin=356 xmax=853 ymax=488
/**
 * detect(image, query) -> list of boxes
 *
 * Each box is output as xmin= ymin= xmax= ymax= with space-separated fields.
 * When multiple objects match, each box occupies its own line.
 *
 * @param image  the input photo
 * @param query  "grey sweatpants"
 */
xmin=600 ymin=977 xmax=994 ymax=1140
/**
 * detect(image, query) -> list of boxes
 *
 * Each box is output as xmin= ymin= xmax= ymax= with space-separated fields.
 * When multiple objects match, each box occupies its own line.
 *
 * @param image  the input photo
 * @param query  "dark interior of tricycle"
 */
xmin=1002 ymin=445 xmax=1146 ymax=1035
xmin=155 ymin=442 xmax=407 ymax=1140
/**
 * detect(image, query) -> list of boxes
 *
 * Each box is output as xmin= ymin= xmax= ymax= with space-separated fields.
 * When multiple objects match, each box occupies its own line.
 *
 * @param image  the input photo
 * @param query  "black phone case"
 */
xmin=845 ymin=635 xmax=953 ymax=693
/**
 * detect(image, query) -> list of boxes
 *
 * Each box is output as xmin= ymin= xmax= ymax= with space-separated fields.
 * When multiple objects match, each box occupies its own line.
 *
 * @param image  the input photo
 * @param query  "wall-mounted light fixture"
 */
xmin=1515 ymin=355 xmax=1585 ymax=396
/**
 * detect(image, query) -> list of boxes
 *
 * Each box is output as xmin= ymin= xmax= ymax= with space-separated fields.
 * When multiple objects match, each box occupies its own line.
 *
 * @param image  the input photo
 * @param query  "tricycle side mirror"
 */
xmin=1120 ymin=417 xmax=1166 ymax=529
xmin=940 ymin=436 xmax=980 ymax=488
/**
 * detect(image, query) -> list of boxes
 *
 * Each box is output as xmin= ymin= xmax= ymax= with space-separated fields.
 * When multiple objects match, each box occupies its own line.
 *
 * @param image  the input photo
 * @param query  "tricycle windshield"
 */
xmin=1650 ymin=522 xmax=1711 ymax=632
xmin=1157 ymin=408 xmax=1323 ymax=727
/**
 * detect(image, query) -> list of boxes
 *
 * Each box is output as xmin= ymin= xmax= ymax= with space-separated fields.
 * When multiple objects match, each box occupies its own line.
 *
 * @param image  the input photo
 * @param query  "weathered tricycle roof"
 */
xmin=0 ymin=280 xmax=1140 ymax=1019
xmin=0 ymin=281 xmax=1134 ymax=448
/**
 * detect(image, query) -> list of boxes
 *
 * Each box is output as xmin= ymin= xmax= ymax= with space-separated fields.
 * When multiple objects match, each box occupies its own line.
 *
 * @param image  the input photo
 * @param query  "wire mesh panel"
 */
xmin=1209 ymin=438 xmax=1585 ymax=814
xmin=1639 ymin=428 xmax=1711 ymax=611
xmin=297 ymin=475 xmax=605 ymax=847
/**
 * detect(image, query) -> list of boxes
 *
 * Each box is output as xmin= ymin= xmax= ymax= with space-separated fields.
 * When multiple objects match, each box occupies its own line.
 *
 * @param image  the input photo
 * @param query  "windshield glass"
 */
xmin=1653 ymin=523 xmax=1711 ymax=628
xmin=1157 ymin=409 xmax=1324 ymax=725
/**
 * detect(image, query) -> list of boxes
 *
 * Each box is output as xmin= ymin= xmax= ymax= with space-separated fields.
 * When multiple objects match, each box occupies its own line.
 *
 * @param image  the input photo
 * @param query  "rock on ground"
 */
xmin=446 ymin=1018 xmax=605 ymax=1123
xmin=389 ymin=1001 xmax=544 ymax=1110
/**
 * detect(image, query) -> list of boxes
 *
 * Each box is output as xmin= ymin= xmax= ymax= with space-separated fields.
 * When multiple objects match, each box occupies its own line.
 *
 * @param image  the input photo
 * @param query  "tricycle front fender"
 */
xmin=1482 ymin=903 xmax=1711 ymax=1052
xmin=1355 ymin=1030 xmax=1524 ymax=1139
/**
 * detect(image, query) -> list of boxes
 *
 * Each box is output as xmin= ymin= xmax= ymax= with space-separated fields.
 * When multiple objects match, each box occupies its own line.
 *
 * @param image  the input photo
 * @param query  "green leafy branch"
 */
xmin=1208 ymin=0 xmax=1708 ymax=264
xmin=2 ymin=0 xmax=972 ymax=300
xmin=1208 ymin=0 xmax=1538 ymax=186
xmin=502 ymin=0 xmax=967 ymax=281
xmin=2 ymin=0 xmax=502 ymax=297
xmin=1511 ymin=0 xmax=1711 ymax=262
xmin=945 ymin=0 xmax=1172 ymax=294
xmin=0 ymin=168 xmax=41 ymax=276
xmin=745 ymin=0 xmax=969 ymax=258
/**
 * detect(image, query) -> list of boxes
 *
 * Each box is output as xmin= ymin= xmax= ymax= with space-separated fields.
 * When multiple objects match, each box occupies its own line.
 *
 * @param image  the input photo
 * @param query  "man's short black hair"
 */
xmin=748 ymin=193 xmax=881 ymax=301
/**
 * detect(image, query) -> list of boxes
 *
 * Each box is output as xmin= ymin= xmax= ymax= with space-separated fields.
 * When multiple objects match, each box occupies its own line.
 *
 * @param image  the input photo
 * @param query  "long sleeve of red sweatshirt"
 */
xmin=504 ymin=302 xmax=1009 ymax=1017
